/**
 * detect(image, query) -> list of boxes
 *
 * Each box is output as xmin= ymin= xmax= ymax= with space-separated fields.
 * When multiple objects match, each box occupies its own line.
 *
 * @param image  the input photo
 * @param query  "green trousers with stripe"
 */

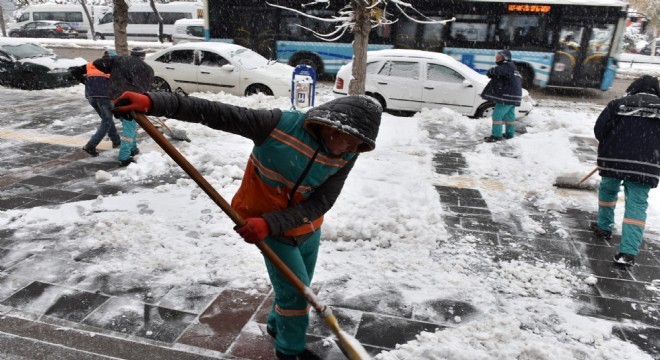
xmin=597 ymin=176 xmax=651 ymax=255
xmin=263 ymin=231 xmax=320 ymax=356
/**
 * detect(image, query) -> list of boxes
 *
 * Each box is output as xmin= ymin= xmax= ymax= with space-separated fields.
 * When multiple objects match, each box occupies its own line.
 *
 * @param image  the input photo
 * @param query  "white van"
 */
xmin=172 ymin=18 xmax=205 ymax=45
xmin=12 ymin=4 xmax=111 ymax=39
xmin=96 ymin=2 xmax=204 ymax=42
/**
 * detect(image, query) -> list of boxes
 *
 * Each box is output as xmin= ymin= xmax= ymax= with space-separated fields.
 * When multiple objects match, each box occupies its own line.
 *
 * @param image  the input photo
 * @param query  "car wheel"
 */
xmin=10 ymin=32 xmax=20 ymax=38
xmin=47 ymin=32 xmax=56 ymax=38
xmin=475 ymin=102 xmax=495 ymax=119
xmin=289 ymin=52 xmax=324 ymax=76
xmin=15 ymin=72 xmax=41 ymax=90
xmin=95 ymin=33 xmax=105 ymax=40
xmin=151 ymin=77 xmax=171 ymax=92
xmin=245 ymin=84 xmax=273 ymax=96
xmin=366 ymin=92 xmax=386 ymax=111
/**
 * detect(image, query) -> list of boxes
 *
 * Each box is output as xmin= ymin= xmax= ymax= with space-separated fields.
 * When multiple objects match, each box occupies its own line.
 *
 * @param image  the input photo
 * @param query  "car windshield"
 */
xmin=231 ymin=48 xmax=269 ymax=69
xmin=1 ymin=43 xmax=52 ymax=59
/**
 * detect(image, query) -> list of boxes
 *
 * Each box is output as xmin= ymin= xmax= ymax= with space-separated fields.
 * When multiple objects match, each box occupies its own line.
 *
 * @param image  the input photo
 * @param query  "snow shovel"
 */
xmin=152 ymin=116 xmax=191 ymax=142
xmin=553 ymin=167 xmax=598 ymax=190
xmin=132 ymin=112 xmax=370 ymax=360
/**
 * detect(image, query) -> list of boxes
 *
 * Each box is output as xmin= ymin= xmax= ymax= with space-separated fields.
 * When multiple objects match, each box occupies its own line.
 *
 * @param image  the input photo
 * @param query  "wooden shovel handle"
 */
xmin=133 ymin=112 xmax=310 ymax=298
xmin=578 ymin=167 xmax=598 ymax=185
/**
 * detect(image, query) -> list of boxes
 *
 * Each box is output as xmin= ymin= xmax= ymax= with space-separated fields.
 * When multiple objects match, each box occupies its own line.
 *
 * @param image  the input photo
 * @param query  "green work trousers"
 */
xmin=597 ymin=176 xmax=651 ymax=255
xmin=263 ymin=231 xmax=320 ymax=356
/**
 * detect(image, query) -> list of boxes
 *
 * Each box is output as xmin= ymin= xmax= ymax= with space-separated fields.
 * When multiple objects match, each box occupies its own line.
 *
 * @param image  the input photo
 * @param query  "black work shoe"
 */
xmin=275 ymin=349 xmax=321 ymax=360
xmin=118 ymin=158 xmax=135 ymax=167
xmin=112 ymin=141 xmax=121 ymax=148
xmin=266 ymin=326 xmax=276 ymax=338
xmin=503 ymin=134 xmax=513 ymax=140
xmin=131 ymin=148 xmax=140 ymax=156
xmin=82 ymin=144 xmax=99 ymax=157
xmin=589 ymin=221 xmax=612 ymax=241
xmin=613 ymin=253 xmax=635 ymax=266
xmin=483 ymin=136 xmax=503 ymax=143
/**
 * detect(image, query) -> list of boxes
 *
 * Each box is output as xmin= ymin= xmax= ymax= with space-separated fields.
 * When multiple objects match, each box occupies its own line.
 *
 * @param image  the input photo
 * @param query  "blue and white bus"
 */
xmin=203 ymin=0 xmax=628 ymax=90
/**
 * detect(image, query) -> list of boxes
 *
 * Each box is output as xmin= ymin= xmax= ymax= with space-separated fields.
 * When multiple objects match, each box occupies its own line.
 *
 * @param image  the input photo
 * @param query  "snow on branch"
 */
xmin=266 ymin=1 xmax=453 ymax=42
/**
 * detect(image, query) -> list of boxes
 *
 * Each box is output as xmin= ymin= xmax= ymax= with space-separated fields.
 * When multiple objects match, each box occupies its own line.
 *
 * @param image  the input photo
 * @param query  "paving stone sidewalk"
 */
xmin=1 ymin=90 xmax=659 ymax=359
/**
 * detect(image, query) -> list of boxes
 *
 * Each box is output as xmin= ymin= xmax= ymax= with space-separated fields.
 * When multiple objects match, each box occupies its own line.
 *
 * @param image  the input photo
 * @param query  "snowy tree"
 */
xmin=629 ymin=0 xmax=660 ymax=56
xmin=269 ymin=0 xmax=452 ymax=95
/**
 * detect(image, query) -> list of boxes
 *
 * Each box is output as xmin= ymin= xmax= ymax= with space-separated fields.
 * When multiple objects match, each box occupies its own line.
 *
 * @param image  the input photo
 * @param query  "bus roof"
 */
xmin=473 ymin=0 xmax=627 ymax=7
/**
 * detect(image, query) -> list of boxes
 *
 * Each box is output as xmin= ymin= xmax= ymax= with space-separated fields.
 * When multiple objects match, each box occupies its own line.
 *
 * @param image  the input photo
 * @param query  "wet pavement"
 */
xmin=1 ymin=86 xmax=659 ymax=359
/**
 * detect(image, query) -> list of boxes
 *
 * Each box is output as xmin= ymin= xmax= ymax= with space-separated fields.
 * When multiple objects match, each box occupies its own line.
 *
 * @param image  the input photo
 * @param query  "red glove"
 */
xmin=236 ymin=218 xmax=270 ymax=244
xmin=113 ymin=91 xmax=152 ymax=114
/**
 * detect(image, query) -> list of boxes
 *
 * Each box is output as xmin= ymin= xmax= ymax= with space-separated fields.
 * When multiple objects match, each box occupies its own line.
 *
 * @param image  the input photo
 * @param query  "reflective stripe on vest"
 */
xmin=231 ymin=111 xmax=354 ymax=237
xmin=86 ymin=62 xmax=110 ymax=79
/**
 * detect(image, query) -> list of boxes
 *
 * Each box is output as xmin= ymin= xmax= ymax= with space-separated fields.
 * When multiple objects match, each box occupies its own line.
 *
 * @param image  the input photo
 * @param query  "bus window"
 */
xmin=420 ymin=18 xmax=445 ymax=51
xmin=379 ymin=61 xmax=420 ymax=79
xmin=160 ymin=12 xmax=192 ymax=24
xmin=497 ymin=15 xmax=549 ymax=47
xmin=394 ymin=19 xmax=417 ymax=49
xmin=128 ymin=12 xmax=148 ymax=24
xmin=588 ymin=25 xmax=615 ymax=56
xmin=18 ymin=13 xmax=29 ymax=22
xmin=427 ymin=63 xmax=464 ymax=83
xmin=67 ymin=12 xmax=83 ymax=23
xmin=449 ymin=15 xmax=494 ymax=43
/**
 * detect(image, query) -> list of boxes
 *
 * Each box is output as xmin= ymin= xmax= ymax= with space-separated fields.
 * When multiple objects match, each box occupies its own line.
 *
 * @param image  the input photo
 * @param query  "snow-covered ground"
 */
xmin=1 ymin=75 xmax=658 ymax=359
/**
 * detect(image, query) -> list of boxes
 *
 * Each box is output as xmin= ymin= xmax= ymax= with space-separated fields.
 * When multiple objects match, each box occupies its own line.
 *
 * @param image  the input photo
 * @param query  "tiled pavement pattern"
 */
xmin=0 ymin=87 xmax=659 ymax=359
xmin=430 ymin=133 xmax=660 ymax=358
xmin=0 ymin=90 xmax=458 ymax=359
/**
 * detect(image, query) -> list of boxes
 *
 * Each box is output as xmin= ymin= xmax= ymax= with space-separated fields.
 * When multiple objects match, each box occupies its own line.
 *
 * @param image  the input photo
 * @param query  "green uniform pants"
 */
xmin=118 ymin=117 xmax=138 ymax=161
xmin=263 ymin=231 xmax=320 ymax=356
xmin=491 ymin=103 xmax=516 ymax=138
xmin=597 ymin=176 xmax=651 ymax=255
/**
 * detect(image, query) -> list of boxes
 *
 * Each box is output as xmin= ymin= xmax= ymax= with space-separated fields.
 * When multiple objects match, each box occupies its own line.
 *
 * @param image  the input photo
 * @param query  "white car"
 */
xmin=145 ymin=42 xmax=293 ymax=97
xmin=333 ymin=49 xmax=534 ymax=119
xmin=171 ymin=19 xmax=204 ymax=45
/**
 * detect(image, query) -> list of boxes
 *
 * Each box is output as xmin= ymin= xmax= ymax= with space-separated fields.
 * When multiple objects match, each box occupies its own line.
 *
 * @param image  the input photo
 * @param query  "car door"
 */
xmin=369 ymin=60 xmax=422 ymax=111
xmin=158 ymin=49 xmax=199 ymax=93
xmin=422 ymin=62 xmax=476 ymax=115
xmin=196 ymin=50 xmax=241 ymax=95
xmin=23 ymin=22 xmax=39 ymax=37
xmin=0 ymin=50 xmax=15 ymax=85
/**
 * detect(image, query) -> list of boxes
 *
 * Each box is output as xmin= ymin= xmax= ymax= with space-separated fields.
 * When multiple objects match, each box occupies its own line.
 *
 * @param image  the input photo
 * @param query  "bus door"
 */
xmin=550 ymin=22 xmax=616 ymax=88
xmin=231 ymin=7 xmax=277 ymax=60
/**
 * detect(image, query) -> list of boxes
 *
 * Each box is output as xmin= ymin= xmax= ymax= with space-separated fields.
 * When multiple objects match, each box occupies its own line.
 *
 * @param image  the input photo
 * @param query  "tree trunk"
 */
xmin=149 ymin=0 xmax=165 ymax=43
xmin=113 ymin=0 xmax=129 ymax=56
xmin=0 ymin=7 xmax=6 ymax=38
xmin=651 ymin=27 xmax=657 ymax=57
xmin=348 ymin=0 xmax=371 ymax=96
xmin=78 ymin=0 xmax=95 ymax=40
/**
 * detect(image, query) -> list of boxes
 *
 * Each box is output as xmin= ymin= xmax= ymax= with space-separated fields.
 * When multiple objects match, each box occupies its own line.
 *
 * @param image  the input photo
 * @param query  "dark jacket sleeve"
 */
xmin=92 ymin=57 xmax=113 ymax=74
xmin=594 ymin=101 xmax=616 ymax=142
xmin=487 ymin=63 xmax=511 ymax=79
xmin=147 ymin=92 xmax=281 ymax=144
xmin=262 ymin=156 xmax=357 ymax=235
xmin=70 ymin=64 xmax=86 ymax=84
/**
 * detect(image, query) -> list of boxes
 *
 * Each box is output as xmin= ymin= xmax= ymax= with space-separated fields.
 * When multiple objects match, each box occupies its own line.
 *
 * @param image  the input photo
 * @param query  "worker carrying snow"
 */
xmin=112 ymin=92 xmax=382 ymax=360
xmin=591 ymin=75 xmax=660 ymax=266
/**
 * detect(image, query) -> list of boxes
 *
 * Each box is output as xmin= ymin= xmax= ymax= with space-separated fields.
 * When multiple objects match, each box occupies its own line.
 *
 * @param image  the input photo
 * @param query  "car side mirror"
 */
xmin=462 ymin=79 xmax=473 ymax=88
xmin=221 ymin=64 xmax=235 ymax=72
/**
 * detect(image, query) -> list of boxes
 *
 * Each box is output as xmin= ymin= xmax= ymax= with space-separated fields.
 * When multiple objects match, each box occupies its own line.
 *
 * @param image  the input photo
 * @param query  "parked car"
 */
xmin=0 ymin=38 xmax=86 ymax=90
xmin=8 ymin=20 xmax=78 ymax=38
xmin=172 ymin=19 xmax=204 ymax=45
xmin=145 ymin=42 xmax=293 ymax=97
xmin=333 ymin=49 xmax=534 ymax=119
